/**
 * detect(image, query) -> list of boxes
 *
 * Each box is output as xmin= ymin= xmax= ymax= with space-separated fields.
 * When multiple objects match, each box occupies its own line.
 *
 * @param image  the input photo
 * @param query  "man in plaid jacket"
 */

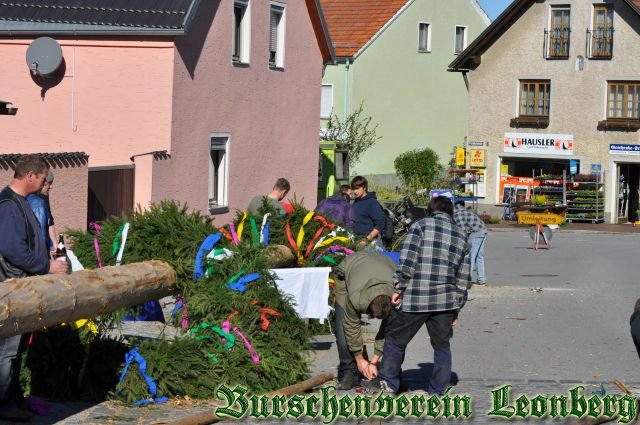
xmin=362 ymin=196 xmax=471 ymax=395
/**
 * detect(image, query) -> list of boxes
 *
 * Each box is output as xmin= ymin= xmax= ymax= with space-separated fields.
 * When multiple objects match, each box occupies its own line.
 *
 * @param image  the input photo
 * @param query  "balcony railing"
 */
xmin=587 ymin=28 xmax=613 ymax=59
xmin=544 ymin=28 xmax=570 ymax=58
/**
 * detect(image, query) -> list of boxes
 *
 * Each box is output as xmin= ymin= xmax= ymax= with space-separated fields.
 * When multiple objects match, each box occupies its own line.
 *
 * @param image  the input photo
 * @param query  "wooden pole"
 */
xmin=172 ymin=372 xmax=335 ymax=425
xmin=0 ymin=260 xmax=176 ymax=339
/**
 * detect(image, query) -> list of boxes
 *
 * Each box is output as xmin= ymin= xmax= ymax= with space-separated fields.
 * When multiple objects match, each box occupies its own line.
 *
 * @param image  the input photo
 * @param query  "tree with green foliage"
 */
xmin=321 ymin=102 xmax=381 ymax=165
xmin=394 ymin=148 xmax=444 ymax=192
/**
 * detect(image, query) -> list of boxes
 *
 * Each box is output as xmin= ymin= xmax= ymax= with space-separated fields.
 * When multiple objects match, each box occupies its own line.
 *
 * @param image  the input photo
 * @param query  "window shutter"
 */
xmin=269 ymin=9 xmax=279 ymax=54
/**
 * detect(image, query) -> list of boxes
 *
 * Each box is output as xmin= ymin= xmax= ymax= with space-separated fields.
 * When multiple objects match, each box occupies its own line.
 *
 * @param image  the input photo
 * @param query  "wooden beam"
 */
xmin=0 ymin=260 xmax=176 ymax=339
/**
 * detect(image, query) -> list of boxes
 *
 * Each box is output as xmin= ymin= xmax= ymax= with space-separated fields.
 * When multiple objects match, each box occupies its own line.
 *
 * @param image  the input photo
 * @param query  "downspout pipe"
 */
xmin=343 ymin=58 xmax=350 ymax=121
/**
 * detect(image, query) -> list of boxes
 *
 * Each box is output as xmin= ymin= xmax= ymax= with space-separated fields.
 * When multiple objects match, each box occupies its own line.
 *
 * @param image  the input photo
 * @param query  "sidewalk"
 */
xmin=487 ymin=220 xmax=640 ymax=234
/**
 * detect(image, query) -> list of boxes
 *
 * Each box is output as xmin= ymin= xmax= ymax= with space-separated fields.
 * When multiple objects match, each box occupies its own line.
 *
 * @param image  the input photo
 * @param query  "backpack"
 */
xmin=380 ymin=206 xmax=395 ymax=244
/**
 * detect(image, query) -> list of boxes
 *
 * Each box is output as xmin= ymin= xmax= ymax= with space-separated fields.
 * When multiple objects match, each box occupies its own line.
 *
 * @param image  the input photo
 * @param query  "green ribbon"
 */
xmin=190 ymin=323 xmax=235 ymax=350
xmin=322 ymin=255 xmax=338 ymax=265
xmin=250 ymin=217 xmax=260 ymax=248
xmin=221 ymin=268 xmax=246 ymax=289
xmin=206 ymin=248 xmax=228 ymax=277
xmin=112 ymin=224 xmax=126 ymax=257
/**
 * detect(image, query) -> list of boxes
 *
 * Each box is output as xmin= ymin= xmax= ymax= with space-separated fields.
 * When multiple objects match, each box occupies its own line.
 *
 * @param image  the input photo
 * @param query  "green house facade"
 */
xmin=320 ymin=0 xmax=490 ymax=184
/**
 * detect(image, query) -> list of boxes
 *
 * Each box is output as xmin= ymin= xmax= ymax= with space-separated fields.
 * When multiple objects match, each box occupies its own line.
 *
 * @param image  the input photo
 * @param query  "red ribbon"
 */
xmin=285 ymin=219 xmax=298 ymax=252
xmin=251 ymin=301 xmax=281 ymax=331
xmin=218 ymin=227 xmax=233 ymax=242
xmin=304 ymin=215 xmax=336 ymax=257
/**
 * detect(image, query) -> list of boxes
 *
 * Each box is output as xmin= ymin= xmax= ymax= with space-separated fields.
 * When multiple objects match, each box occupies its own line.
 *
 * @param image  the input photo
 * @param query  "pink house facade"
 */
xmin=0 ymin=0 xmax=334 ymax=231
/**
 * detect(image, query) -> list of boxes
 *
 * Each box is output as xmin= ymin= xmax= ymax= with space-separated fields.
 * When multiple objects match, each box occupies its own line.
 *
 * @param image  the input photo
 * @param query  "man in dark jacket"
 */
xmin=315 ymin=185 xmax=355 ymax=230
xmin=333 ymin=251 xmax=397 ymax=390
xmin=351 ymin=176 xmax=386 ymax=248
xmin=0 ymin=154 xmax=68 ymax=422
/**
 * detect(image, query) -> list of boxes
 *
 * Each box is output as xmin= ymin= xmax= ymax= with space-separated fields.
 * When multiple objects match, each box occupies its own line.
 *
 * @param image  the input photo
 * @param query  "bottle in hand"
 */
xmin=55 ymin=235 xmax=67 ymax=262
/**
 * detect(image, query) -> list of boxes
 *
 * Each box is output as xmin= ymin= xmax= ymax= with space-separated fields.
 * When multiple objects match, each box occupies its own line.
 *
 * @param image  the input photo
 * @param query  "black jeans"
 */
xmin=0 ymin=334 xmax=26 ymax=409
xmin=334 ymin=303 xmax=358 ymax=380
xmin=379 ymin=309 xmax=455 ymax=395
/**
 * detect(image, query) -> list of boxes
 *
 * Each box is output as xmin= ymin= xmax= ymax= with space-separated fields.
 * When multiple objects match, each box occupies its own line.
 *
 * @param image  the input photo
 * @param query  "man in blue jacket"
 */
xmin=351 ymin=176 xmax=386 ymax=248
xmin=0 ymin=154 xmax=67 ymax=421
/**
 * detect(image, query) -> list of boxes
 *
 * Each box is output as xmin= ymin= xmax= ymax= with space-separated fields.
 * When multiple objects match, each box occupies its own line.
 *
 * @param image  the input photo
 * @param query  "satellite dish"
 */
xmin=26 ymin=37 xmax=63 ymax=78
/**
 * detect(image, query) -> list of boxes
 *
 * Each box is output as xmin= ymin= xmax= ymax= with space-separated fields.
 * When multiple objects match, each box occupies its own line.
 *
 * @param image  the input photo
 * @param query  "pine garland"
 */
xmin=21 ymin=200 xmax=355 ymax=402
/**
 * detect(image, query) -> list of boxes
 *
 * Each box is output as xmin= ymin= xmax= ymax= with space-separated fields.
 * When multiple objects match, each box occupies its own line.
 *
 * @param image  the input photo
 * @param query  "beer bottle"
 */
xmin=55 ymin=235 xmax=67 ymax=262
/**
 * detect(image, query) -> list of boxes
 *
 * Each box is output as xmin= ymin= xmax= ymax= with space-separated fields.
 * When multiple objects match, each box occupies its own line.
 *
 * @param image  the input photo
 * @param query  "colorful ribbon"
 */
xmin=171 ymin=295 xmax=189 ymax=328
xmin=227 ymin=272 xmax=261 ymax=293
xmin=88 ymin=222 xmax=104 ymax=268
xmin=249 ymin=217 xmax=260 ymax=248
xmin=285 ymin=219 xmax=298 ymax=252
xmin=230 ymin=223 xmax=239 ymax=246
xmin=304 ymin=216 xmax=336 ymax=257
xmin=218 ymin=227 xmax=233 ymax=242
xmin=233 ymin=327 xmax=260 ymax=366
xmin=251 ymin=301 xmax=282 ymax=331
xmin=315 ymin=245 xmax=355 ymax=259
xmin=260 ymin=214 xmax=271 ymax=246
xmin=190 ymin=323 xmax=235 ymax=350
xmin=118 ymin=347 xmax=168 ymax=406
xmin=316 ymin=236 xmax=350 ymax=249
xmin=194 ymin=233 xmax=223 ymax=281
xmin=236 ymin=213 xmax=248 ymax=242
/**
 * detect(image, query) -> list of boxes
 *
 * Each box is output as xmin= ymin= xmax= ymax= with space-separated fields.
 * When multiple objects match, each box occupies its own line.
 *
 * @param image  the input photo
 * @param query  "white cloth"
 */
xmin=271 ymin=267 xmax=331 ymax=322
xmin=66 ymin=249 xmax=84 ymax=272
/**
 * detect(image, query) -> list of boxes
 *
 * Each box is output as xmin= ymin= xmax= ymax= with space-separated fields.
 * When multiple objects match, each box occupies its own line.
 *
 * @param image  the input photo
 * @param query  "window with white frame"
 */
xmin=233 ymin=0 xmax=251 ymax=64
xmin=418 ymin=22 xmax=431 ymax=52
xmin=209 ymin=136 xmax=229 ymax=213
xmin=320 ymin=84 xmax=333 ymax=119
xmin=269 ymin=3 xmax=285 ymax=68
xmin=455 ymin=26 xmax=468 ymax=54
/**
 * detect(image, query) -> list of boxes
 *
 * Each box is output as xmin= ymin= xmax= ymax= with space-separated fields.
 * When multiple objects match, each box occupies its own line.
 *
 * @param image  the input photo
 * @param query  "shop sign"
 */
xmin=456 ymin=147 xmax=465 ymax=166
xmin=468 ymin=140 xmax=485 ymax=147
xmin=609 ymin=144 xmax=640 ymax=155
xmin=504 ymin=133 xmax=573 ymax=156
xmin=470 ymin=149 xmax=485 ymax=167
xmin=590 ymin=164 xmax=602 ymax=175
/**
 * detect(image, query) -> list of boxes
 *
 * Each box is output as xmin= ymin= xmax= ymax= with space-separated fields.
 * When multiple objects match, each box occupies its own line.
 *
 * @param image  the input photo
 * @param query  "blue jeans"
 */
xmin=469 ymin=233 xmax=487 ymax=284
xmin=0 ymin=334 xmax=25 ymax=408
xmin=379 ymin=309 xmax=455 ymax=395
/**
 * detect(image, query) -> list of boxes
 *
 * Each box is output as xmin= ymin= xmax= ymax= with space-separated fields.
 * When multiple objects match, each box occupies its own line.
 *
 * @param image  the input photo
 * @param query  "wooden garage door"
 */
xmin=87 ymin=167 xmax=134 ymax=226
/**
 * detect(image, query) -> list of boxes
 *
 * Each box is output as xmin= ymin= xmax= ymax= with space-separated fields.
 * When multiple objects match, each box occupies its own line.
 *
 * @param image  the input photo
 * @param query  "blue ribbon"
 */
xmin=228 ymin=272 xmax=261 ymax=293
xmin=194 ymin=233 xmax=223 ymax=281
xmin=118 ymin=347 xmax=168 ymax=406
xmin=171 ymin=300 xmax=184 ymax=318
xmin=263 ymin=222 xmax=271 ymax=246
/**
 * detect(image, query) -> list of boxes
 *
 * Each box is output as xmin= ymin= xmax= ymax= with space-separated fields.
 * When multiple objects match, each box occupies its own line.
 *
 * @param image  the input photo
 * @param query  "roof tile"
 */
xmin=320 ymin=0 xmax=409 ymax=57
xmin=0 ymin=0 xmax=194 ymax=30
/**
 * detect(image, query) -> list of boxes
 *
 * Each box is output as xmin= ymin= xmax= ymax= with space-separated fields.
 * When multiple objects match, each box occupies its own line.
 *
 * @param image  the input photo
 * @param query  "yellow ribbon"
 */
xmin=295 ymin=212 xmax=315 ymax=265
xmin=237 ymin=213 xmax=248 ymax=241
xmin=316 ymin=236 xmax=350 ymax=249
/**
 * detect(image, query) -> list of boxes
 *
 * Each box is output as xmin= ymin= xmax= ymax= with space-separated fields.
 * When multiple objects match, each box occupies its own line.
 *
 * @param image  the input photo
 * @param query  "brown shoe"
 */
xmin=0 ymin=406 xmax=33 ymax=422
